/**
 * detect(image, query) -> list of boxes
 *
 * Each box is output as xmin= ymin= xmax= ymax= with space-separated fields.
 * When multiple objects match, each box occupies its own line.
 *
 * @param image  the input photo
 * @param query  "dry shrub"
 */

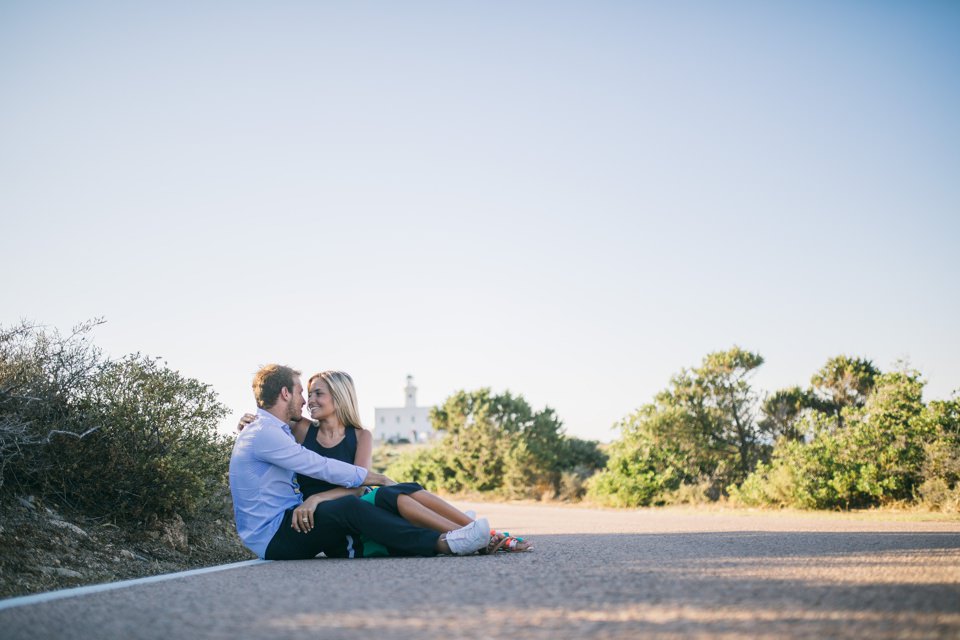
xmin=1 ymin=320 xmax=230 ymax=521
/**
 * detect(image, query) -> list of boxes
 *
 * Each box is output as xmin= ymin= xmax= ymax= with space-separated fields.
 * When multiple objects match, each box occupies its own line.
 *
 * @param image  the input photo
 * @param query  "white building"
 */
xmin=374 ymin=375 xmax=434 ymax=443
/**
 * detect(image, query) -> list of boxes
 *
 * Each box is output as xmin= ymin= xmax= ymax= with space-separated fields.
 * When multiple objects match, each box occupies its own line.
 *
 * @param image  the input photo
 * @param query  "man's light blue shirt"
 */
xmin=229 ymin=408 xmax=368 ymax=558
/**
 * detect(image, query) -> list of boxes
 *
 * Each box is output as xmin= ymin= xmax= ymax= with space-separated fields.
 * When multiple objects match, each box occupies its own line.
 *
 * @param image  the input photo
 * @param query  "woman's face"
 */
xmin=307 ymin=379 xmax=336 ymax=421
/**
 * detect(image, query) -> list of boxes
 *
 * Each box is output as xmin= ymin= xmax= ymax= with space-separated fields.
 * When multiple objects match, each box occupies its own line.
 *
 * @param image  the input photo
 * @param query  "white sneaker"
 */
xmin=444 ymin=517 xmax=490 ymax=555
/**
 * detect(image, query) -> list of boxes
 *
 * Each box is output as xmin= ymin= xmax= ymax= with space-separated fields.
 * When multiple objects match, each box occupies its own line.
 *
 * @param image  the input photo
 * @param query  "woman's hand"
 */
xmin=236 ymin=413 xmax=256 ymax=432
xmin=291 ymin=495 xmax=322 ymax=533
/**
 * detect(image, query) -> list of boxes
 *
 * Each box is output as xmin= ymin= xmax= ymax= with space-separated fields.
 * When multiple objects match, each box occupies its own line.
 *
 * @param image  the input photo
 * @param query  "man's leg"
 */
xmin=314 ymin=495 xmax=441 ymax=557
xmin=264 ymin=508 xmax=350 ymax=560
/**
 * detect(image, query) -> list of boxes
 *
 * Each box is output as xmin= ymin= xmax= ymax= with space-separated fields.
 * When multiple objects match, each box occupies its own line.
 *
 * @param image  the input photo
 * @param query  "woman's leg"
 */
xmin=375 ymin=483 xmax=477 ymax=531
xmin=396 ymin=494 xmax=461 ymax=532
xmin=318 ymin=495 xmax=443 ymax=557
xmin=377 ymin=488 xmax=529 ymax=553
xmin=407 ymin=490 xmax=474 ymax=527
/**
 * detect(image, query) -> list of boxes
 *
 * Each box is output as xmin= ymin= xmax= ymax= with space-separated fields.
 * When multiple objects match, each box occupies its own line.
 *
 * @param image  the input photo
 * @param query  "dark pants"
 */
xmin=374 ymin=482 xmax=425 ymax=515
xmin=264 ymin=494 xmax=440 ymax=560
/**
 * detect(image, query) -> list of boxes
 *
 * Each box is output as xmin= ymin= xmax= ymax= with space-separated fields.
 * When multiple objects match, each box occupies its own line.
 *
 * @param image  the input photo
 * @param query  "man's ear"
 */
xmin=279 ymin=387 xmax=291 ymax=401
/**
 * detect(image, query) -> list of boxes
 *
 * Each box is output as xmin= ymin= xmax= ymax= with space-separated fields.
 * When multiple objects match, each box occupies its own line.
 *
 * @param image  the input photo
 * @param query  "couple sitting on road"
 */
xmin=229 ymin=364 xmax=531 ymax=560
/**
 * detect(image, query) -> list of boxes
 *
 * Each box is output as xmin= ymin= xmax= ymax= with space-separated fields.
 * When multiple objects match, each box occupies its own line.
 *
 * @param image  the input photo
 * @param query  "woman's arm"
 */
xmin=354 ymin=428 xmax=373 ymax=470
xmin=291 ymin=417 xmax=313 ymax=444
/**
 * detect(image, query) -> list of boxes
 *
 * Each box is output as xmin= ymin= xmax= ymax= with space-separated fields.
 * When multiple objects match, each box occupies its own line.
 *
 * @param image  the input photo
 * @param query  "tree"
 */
xmin=732 ymin=370 xmax=949 ymax=509
xmin=589 ymin=347 xmax=765 ymax=506
xmin=919 ymin=393 xmax=960 ymax=510
xmin=759 ymin=386 xmax=812 ymax=442
xmin=810 ymin=356 xmax=880 ymax=428
xmin=690 ymin=348 xmax=766 ymax=479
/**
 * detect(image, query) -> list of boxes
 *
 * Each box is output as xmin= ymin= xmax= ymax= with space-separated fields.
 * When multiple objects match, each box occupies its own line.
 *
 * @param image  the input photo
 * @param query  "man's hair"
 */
xmin=253 ymin=364 xmax=301 ymax=409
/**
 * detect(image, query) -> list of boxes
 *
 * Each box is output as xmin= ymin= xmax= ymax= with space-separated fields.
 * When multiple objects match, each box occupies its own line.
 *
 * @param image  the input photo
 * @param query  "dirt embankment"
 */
xmin=0 ymin=494 xmax=254 ymax=599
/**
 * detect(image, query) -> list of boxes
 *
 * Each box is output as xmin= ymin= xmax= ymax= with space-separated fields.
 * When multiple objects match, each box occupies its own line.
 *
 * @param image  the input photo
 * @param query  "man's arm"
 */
xmin=253 ymin=425 xmax=369 ymax=488
xmin=361 ymin=471 xmax=396 ymax=487
xmin=290 ymin=475 xmax=395 ymax=533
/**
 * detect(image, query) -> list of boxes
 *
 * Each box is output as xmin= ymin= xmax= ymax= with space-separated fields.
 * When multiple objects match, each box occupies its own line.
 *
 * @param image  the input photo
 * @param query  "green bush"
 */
xmin=383 ymin=445 xmax=454 ymax=492
xmin=384 ymin=388 xmax=606 ymax=500
xmin=588 ymin=348 xmax=769 ymax=507
xmin=586 ymin=431 xmax=685 ymax=507
xmin=917 ymin=396 xmax=960 ymax=511
xmin=730 ymin=373 xmax=959 ymax=510
xmin=728 ymin=430 xmax=836 ymax=509
xmin=1 ymin=320 xmax=230 ymax=521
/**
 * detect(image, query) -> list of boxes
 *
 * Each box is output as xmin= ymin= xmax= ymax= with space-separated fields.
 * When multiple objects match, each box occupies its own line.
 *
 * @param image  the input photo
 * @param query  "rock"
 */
xmin=17 ymin=496 xmax=36 ymax=511
xmin=158 ymin=513 xmax=188 ymax=552
xmin=38 ymin=566 xmax=83 ymax=579
xmin=120 ymin=549 xmax=147 ymax=561
xmin=49 ymin=519 xmax=89 ymax=539
xmin=145 ymin=531 xmax=160 ymax=540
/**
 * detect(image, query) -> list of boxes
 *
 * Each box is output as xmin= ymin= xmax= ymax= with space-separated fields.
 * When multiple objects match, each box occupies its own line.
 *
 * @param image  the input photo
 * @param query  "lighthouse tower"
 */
xmin=405 ymin=375 xmax=416 ymax=408
xmin=374 ymin=375 xmax=433 ymax=443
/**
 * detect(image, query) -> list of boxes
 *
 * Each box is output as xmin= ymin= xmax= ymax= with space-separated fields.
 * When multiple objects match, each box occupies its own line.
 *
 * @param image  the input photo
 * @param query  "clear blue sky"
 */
xmin=2 ymin=1 xmax=958 ymax=442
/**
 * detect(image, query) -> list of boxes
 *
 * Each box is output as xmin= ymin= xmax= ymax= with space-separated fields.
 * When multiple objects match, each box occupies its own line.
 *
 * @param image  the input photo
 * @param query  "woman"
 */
xmin=239 ymin=371 xmax=530 ymax=555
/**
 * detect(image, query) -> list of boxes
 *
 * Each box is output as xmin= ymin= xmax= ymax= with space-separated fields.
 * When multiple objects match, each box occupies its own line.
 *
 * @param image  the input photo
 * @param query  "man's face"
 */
xmin=286 ymin=377 xmax=306 ymax=422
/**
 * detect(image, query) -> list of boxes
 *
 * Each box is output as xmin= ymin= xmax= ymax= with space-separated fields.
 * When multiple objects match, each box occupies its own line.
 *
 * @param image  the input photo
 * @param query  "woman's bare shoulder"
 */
xmin=354 ymin=426 xmax=373 ymax=441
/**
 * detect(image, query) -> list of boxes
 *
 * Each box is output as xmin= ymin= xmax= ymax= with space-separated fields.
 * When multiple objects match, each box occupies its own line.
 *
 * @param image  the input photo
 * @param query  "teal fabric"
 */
xmin=359 ymin=488 xmax=389 ymax=557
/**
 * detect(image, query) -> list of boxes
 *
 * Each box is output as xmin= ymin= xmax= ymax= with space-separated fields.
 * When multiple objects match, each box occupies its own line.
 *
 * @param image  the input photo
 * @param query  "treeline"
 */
xmin=388 ymin=348 xmax=960 ymax=511
xmin=0 ymin=321 xmax=231 ymax=521
xmin=4 ymin=319 xmax=956 ymax=515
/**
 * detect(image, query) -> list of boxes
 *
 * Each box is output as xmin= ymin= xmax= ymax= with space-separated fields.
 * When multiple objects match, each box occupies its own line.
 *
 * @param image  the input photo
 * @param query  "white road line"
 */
xmin=0 ymin=559 xmax=270 ymax=611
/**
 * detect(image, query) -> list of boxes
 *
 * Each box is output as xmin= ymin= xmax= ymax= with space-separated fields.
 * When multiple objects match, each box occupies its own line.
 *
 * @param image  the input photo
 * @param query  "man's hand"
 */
xmin=362 ymin=471 xmax=397 ymax=487
xmin=291 ymin=495 xmax=322 ymax=533
xmin=291 ymin=488 xmax=364 ymax=533
xmin=236 ymin=413 xmax=256 ymax=432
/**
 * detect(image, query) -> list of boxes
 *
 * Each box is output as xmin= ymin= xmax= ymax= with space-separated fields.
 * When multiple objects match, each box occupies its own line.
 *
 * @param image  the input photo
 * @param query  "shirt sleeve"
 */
xmin=252 ymin=425 xmax=368 ymax=488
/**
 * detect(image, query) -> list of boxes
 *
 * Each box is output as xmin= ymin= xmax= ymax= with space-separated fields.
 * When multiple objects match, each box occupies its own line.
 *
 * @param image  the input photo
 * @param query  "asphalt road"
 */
xmin=2 ymin=502 xmax=959 ymax=639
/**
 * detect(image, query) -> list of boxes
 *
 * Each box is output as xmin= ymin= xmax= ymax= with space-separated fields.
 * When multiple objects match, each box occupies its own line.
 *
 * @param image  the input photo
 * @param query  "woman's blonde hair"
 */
xmin=307 ymin=371 xmax=364 ymax=430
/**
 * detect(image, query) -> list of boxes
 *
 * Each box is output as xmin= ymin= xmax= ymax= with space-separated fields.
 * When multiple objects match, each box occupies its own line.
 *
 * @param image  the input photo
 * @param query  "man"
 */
xmin=229 ymin=364 xmax=490 ymax=560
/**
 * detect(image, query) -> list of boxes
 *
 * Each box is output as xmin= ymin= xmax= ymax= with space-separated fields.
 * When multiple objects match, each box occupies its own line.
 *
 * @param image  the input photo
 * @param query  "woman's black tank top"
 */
xmin=296 ymin=425 xmax=358 ymax=497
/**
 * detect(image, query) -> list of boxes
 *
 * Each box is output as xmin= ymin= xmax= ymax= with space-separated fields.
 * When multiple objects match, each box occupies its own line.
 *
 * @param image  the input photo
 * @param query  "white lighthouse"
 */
xmin=373 ymin=375 xmax=434 ymax=443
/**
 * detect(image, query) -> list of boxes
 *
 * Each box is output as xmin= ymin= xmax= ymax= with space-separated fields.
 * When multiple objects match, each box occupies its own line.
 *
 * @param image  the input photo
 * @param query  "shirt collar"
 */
xmin=256 ymin=407 xmax=293 ymax=435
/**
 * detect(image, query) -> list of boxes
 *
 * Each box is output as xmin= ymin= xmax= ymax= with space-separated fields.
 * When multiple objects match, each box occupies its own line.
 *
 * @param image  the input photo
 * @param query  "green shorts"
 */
xmin=359 ymin=488 xmax=389 ymax=558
